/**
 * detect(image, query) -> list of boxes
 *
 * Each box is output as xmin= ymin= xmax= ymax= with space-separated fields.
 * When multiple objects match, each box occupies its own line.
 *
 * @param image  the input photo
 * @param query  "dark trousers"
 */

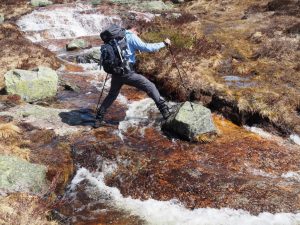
xmin=99 ymin=70 xmax=163 ymax=114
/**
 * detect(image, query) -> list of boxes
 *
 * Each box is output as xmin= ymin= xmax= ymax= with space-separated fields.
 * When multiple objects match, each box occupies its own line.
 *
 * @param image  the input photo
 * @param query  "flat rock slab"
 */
xmin=4 ymin=66 xmax=58 ymax=102
xmin=162 ymin=101 xmax=217 ymax=142
xmin=0 ymin=155 xmax=47 ymax=194
xmin=0 ymin=104 xmax=92 ymax=136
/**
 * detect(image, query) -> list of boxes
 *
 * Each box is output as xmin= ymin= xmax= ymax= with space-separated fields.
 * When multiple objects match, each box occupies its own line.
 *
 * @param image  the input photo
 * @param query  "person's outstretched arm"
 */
xmin=129 ymin=32 xmax=166 ymax=52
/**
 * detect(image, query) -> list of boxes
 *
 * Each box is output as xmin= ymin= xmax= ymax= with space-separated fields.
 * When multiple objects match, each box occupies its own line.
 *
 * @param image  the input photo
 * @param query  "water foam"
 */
xmin=282 ymin=171 xmax=300 ymax=182
xmin=290 ymin=134 xmax=300 ymax=146
xmin=244 ymin=126 xmax=273 ymax=139
xmin=118 ymin=98 xmax=158 ymax=133
xmin=71 ymin=167 xmax=300 ymax=225
xmin=17 ymin=3 xmax=121 ymax=41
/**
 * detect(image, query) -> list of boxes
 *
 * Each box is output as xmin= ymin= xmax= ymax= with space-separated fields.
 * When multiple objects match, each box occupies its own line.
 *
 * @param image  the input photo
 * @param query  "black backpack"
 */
xmin=99 ymin=25 xmax=129 ymax=74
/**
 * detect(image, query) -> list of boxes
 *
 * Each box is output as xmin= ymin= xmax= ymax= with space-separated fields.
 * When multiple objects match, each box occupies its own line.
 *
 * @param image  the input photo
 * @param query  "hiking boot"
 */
xmin=160 ymin=105 xmax=171 ymax=119
xmin=93 ymin=108 xmax=105 ymax=128
xmin=157 ymin=98 xmax=171 ymax=120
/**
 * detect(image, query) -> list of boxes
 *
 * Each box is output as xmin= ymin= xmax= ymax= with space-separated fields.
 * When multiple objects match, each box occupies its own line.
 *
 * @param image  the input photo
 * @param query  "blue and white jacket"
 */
xmin=124 ymin=30 xmax=166 ymax=64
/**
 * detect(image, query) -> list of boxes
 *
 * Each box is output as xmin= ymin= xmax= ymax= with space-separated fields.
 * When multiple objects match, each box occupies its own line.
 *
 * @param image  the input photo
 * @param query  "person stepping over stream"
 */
xmin=94 ymin=24 xmax=171 ymax=128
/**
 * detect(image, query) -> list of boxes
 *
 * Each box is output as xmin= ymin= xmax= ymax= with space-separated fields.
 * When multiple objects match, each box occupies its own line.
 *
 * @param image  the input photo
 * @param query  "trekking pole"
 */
xmin=95 ymin=73 xmax=109 ymax=113
xmin=167 ymin=46 xmax=194 ymax=110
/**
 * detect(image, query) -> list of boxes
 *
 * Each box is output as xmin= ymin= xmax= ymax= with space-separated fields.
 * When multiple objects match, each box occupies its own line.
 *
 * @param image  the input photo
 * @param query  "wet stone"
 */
xmin=162 ymin=102 xmax=217 ymax=142
xmin=0 ymin=155 xmax=47 ymax=194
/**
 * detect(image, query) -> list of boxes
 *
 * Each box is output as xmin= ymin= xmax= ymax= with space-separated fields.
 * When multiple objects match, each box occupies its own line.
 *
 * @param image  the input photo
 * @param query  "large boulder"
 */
xmin=0 ymin=155 xmax=47 ymax=194
xmin=4 ymin=66 xmax=58 ymax=102
xmin=31 ymin=0 xmax=53 ymax=7
xmin=162 ymin=102 xmax=217 ymax=142
xmin=66 ymin=39 xmax=90 ymax=51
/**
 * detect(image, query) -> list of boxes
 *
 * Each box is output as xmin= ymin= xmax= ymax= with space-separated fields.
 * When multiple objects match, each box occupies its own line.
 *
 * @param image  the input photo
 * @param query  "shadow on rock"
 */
xmin=59 ymin=109 xmax=95 ymax=126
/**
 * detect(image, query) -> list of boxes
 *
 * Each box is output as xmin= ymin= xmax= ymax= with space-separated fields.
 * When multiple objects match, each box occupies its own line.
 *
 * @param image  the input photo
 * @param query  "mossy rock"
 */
xmin=4 ymin=66 xmax=58 ymax=102
xmin=31 ymin=0 xmax=53 ymax=7
xmin=138 ymin=1 xmax=173 ymax=11
xmin=162 ymin=102 xmax=217 ymax=142
xmin=66 ymin=39 xmax=90 ymax=51
xmin=0 ymin=155 xmax=47 ymax=194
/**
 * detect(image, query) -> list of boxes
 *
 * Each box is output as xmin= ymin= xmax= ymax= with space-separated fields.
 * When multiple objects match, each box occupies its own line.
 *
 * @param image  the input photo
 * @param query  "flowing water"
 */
xmin=17 ymin=3 xmax=300 ymax=225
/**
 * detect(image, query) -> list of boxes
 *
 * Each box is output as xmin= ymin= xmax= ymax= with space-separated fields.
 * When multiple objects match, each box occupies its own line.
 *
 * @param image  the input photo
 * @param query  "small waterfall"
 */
xmin=17 ymin=3 xmax=121 ymax=42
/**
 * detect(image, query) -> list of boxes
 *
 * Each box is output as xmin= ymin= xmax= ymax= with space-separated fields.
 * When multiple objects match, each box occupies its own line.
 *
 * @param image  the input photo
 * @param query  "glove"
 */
xmin=164 ymin=38 xmax=171 ymax=46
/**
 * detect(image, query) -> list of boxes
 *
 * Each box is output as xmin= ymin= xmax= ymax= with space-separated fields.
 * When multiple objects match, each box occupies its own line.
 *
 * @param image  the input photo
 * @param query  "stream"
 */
xmin=16 ymin=3 xmax=300 ymax=225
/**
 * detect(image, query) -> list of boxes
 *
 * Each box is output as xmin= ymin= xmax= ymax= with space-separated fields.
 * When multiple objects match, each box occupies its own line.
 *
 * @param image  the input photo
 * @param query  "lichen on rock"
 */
xmin=4 ymin=66 xmax=58 ymax=102
xmin=0 ymin=155 xmax=47 ymax=194
xmin=162 ymin=102 xmax=217 ymax=142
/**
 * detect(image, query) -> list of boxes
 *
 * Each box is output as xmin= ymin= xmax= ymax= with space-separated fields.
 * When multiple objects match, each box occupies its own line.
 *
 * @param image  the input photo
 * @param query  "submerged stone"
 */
xmin=66 ymin=39 xmax=90 ymax=51
xmin=4 ymin=66 xmax=58 ymax=102
xmin=162 ymin=102 xmax=217 ymax=142
xmin=31 ymin=0 xmax=53 ymax=7
xmin=0 ymin=155 xmax=47 ymax=193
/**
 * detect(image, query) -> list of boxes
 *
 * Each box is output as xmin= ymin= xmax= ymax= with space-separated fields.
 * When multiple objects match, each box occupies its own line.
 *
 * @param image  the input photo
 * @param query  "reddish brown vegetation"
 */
xmin=0 ymin=23 xmax=61 ymax=89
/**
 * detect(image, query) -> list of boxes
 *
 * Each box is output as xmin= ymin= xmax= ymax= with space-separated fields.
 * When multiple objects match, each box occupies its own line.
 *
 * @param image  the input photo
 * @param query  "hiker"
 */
xmin=94 ymin=24 xmax=171 ymax=128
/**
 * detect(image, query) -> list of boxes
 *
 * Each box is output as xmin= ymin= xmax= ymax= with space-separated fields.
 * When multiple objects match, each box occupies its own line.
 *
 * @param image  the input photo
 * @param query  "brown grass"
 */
xmin=136 ymin=0 xmax=300 ymax=135
xmin=0 ymin=193 xmax=58 ymax=225
xmin=0 ymin=123 xmax=20 ymax=139
xmin=0 ymin=23 xmax=61 ymax=89
xmin=0 ymin=123 xmax=31 ymax=160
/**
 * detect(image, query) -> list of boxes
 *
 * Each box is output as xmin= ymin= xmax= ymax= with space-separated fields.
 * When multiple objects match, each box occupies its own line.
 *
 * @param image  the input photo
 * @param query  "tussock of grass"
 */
xmin=0 ymin=123 xmax=31 ymax=160
xmin=0 ymin=145 xmax=30 ymax=160
xmin=0 ymin=193 xmax=57 ymax=225
xmin=0 ymin=123 xmax=20 ymax=139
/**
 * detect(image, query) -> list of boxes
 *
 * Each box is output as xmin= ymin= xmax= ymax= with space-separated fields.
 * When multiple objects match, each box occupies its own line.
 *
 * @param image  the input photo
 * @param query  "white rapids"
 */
xmin=70 ymin=167 xmax=300 ymax=225
xmin=17 ymin=3 xmax=121 ymax=42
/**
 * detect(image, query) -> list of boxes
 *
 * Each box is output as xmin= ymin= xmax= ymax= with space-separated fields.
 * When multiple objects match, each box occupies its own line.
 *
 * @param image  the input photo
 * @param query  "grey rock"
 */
xmin=0 ymin=14 xmax=4 ymax=24
xmin=162 ymin=101 xmax=217 ymax=142
xmin=31 ymin=0 xmax=53 ymax=7
xmin=138 ymin=1 xmax=173 ymax=11
xmin=66 ymin=39 xmax=90 ymax=51
xmin=91 ymin=0 xmax=102 ymax=5
xmin=0 ymin=104 xmax=92 ymax=136
xmin=0 ymin=155 xmax=47 ymax=194
xmin=4 ymin=66 xmax=58 ymax=102
xmin=76 ymin=48 xmax=100 ymax=64
xmin=59 ymin=79 xmax=80 ymax=92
